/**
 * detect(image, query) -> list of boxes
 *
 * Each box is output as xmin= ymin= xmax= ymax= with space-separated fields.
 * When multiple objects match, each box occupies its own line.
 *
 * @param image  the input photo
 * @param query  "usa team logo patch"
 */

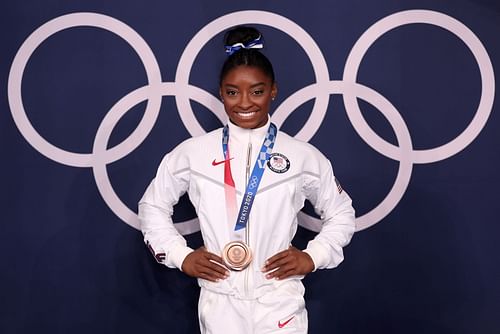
xmin=267 ymin=153 xmax=290 ymax=173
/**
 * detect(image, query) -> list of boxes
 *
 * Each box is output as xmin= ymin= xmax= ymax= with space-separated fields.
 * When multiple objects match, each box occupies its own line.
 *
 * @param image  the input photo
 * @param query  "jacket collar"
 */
xmin=226 ymin=116 xmax=271 ymax=141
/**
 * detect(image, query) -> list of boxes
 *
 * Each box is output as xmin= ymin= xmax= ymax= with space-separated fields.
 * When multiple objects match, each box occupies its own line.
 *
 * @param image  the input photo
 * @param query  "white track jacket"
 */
xmin=139 ymin=118 xmax=355 ymax=299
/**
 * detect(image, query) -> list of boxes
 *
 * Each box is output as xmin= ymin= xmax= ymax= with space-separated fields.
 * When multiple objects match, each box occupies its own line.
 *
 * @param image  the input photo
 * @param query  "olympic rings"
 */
xmin=249 ymin=176 xmax=259 ymax=189
xmin=7 ymin=10 xmax=495 ymax=233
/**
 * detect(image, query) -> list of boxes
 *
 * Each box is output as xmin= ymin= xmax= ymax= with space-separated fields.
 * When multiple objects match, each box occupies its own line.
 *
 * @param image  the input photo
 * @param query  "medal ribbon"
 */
xmin=222 ymin=127 xmax=237 ymax=226
xmin=222 ymin=123 xmax=277 ymax=231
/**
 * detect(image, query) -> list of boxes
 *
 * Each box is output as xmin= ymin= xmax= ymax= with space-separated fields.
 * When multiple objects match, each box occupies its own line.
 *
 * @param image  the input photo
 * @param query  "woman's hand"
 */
xmin=181 ymin=247 xmax=229 ymax=282
xmin=262 ymin=246 xmax=315 ymax=280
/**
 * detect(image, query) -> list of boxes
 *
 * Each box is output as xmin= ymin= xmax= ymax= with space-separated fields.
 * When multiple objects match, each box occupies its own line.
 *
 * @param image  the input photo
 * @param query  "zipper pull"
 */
xmin=246 ymin=142 xmax=252 ymax=185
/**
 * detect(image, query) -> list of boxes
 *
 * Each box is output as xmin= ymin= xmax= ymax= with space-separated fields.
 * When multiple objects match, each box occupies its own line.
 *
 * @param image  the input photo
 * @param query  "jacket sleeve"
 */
xmin=138 ymin=152 xmax=194 ymax=270
xmin=303 ymin=157 xmax=356 ymax=270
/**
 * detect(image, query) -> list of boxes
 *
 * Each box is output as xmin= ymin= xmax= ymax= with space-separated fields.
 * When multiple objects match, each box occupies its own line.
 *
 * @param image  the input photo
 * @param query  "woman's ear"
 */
xmin=271 ymin=82 xmax=278 ymax=100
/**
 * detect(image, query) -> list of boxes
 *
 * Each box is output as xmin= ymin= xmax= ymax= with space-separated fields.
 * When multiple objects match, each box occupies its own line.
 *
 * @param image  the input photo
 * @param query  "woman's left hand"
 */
xmin=262 ymin=246 xmax=315 ymax=280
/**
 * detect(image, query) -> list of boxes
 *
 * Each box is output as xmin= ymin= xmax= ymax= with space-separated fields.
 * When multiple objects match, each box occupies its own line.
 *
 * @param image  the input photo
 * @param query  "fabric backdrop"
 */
xmin=1 ymin=1 xmax=499 ymax=333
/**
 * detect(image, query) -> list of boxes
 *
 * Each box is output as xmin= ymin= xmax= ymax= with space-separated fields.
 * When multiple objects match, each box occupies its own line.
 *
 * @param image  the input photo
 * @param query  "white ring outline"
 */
xmin=343 ymin=10 xmax=495 ymax=164
xmin=276 ymin=81 xmax=414 ymax=231
xmin=175 ymin=10 xmax=331 ymax=142
xmin=7 ymin=12 xmax=163 ymax=167
xmin=92 ymin=83 xmax=221 ymax=228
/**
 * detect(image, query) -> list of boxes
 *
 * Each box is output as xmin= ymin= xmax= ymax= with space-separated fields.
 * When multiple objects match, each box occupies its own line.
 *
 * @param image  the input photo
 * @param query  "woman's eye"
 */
xmin=226 ymin=90 xmax=237 ymax=96
xmin=252 ymin=90 xmax=264 ymax=95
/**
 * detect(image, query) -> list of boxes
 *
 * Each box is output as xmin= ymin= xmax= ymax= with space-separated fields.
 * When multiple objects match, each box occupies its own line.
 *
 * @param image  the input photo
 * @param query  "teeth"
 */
xmin=236 ymin=112 xmax=257 ymax=119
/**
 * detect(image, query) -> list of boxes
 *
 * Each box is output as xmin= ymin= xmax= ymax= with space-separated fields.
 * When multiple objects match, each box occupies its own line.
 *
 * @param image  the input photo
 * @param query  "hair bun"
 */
xmin=219 ymin=26 xmax=275 ymax=85
xmin=224 ymin=26 xmax=264 ymax=56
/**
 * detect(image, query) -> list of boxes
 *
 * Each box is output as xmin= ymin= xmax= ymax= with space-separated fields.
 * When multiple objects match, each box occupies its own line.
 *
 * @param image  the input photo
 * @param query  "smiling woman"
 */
xmin=219 ymin=26 xmax=277 ymax=129
xmin=138 ymin=26 xmax=356 ymax=334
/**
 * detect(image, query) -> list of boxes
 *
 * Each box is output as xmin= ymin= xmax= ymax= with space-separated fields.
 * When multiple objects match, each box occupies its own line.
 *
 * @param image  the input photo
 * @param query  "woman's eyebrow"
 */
xmin=223 ymin=82 xmax=266 ymax=88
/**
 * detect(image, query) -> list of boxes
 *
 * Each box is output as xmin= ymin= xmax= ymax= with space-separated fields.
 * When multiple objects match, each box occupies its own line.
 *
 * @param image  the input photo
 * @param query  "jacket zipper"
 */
xmin=244 ymin=140 xmax=252 ymax=297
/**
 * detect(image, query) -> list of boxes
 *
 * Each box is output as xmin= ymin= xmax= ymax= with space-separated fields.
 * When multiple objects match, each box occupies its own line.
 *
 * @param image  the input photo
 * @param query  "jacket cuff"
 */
xmin=169 ymin=244 xmax=194 ymax=271
xmin=303 ymin=240 xmax=329 ymax=272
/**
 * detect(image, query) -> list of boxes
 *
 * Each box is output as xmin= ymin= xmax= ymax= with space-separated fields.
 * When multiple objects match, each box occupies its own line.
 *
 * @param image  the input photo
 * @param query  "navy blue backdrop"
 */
xmin=1 ymin=1 xmax=499 ymax=333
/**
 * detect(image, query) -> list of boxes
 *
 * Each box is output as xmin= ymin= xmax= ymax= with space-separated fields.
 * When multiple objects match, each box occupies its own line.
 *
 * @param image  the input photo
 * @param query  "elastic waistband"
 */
xmin=198 ymin=277 xmax=303 ymax=300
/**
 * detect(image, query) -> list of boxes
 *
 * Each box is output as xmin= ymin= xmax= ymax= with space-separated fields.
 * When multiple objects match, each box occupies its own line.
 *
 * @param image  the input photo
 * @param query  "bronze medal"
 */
xmin=222 ymin=241 xmax=252 ymax=271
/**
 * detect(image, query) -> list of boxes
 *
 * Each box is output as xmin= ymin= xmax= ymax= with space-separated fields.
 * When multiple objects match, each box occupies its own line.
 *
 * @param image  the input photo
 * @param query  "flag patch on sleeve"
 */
xmin=334 ymin=177 xmax=343 ymax=194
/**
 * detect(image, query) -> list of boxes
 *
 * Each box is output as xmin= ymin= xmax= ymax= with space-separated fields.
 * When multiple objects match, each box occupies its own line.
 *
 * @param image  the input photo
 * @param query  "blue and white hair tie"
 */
xmin=225 ymin=34 xmax=264 ymax=56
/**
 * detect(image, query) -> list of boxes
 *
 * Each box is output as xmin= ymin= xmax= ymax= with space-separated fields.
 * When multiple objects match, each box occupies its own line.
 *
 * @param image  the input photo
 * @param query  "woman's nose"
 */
xmin=238 ymin=92 xmax=252 ymax=109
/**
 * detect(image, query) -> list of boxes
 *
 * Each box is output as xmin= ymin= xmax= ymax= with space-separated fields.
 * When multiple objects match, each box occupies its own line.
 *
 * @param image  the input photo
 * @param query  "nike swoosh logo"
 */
xmin=212 ymin=158 xmax=233 ymax=166
xmin=278 ymin=316 xmax=295 ymax=328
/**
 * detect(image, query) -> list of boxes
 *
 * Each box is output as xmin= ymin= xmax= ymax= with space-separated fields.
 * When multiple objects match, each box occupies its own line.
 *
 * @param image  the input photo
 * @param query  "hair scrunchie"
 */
xmin=224 ymin=34 xmax=263 ymax=56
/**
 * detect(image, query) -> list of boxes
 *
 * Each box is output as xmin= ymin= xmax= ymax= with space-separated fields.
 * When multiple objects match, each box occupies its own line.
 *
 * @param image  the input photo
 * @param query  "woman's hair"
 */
xmin=219 ymin=26 xmax=275 ymax=85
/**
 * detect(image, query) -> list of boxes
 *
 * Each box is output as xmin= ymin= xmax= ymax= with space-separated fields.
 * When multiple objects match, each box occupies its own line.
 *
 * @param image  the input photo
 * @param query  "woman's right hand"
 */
xmin=181 ymin=247 xmax=230 ymax=282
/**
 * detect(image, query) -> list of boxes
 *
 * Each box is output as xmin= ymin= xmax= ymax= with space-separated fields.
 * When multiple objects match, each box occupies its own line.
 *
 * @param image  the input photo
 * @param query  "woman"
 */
xmin=139 ymin=26 xmax=355 ymax=334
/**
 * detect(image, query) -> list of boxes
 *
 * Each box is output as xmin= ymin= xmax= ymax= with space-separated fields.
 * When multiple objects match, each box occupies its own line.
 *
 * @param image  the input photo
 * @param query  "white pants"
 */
xmin=198 ymin=281 xmax=308 ymax=334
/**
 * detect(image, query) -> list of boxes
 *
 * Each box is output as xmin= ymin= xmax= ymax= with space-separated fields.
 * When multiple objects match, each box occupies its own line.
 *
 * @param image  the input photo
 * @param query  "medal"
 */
xmin=221 ymin=123 xmax=277 ymax=271
xmin=222 ymin=241 xmax=252 ymax=271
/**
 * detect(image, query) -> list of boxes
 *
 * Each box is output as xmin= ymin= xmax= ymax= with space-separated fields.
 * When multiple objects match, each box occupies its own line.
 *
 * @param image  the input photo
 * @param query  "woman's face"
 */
xmin=220 ymin=65 xmax=277 ymax=129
